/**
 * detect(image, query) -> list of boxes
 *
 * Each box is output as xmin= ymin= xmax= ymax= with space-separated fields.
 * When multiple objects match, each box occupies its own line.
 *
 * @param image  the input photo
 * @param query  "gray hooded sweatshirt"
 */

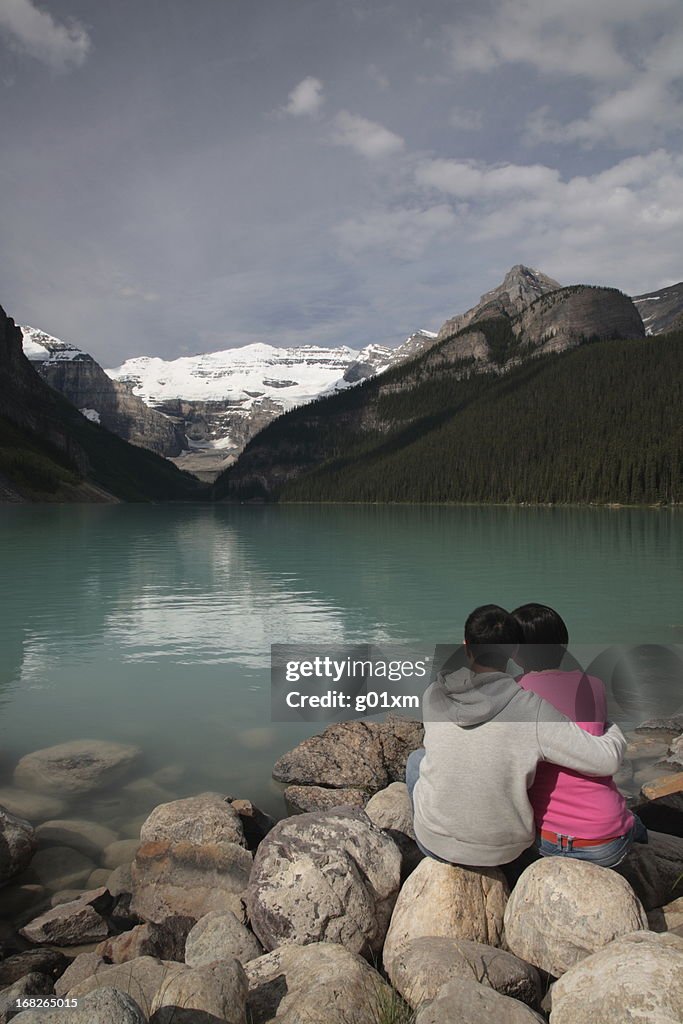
xmin=413 ymin=666 xmax=627 ymax=866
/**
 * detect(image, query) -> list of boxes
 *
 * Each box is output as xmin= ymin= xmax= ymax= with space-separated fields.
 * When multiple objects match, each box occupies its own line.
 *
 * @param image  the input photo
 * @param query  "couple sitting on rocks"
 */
xmin=407 ymin=603 xmax=647 ymax=872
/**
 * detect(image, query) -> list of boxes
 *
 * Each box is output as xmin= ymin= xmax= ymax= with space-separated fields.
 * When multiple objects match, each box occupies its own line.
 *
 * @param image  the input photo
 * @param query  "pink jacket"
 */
xmin=518 ymin=669 xmax=634 ymax=839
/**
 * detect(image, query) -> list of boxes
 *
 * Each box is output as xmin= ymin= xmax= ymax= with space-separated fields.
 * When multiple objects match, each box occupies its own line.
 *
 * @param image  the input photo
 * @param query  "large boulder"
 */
xmin=387 ymin=936 xmax=541 ymax=1009
xmin=149 ymin=960 xmax=247 ymax=1024
xmin=35 ymin=819 xmax=118 ymax=859
xmin=504 ymin=858 xmax=648 ymax=977
xmin=140 ymin=794 xmax=246 ymax=849
xmin=14 ymin=740 xmax=141 ymax=795
xmin=272 ymin=721 xmax=389 ymax=791
xmin=549 ymin=930 xmax=683 ymax=1023
xmin=414 ymin=977 xmax=545 ymax=1024
xmin=616 ymin=830 xmax=683 ymax=909
xmin=19 ymin=887 xmax=112 ymax=946
xmin=245 ymin=942 xmax=392 ymax=1024
xmin=272 ymin=717 xmax=424 ymax=793
xmin=185 ymin=910 xmax=263 ymax=967
xmin=12 ymin=987 xmax=146 ymax=1024
xmin=0 ymin=807 xmax=35 ymax=885
xmin=131 ymin=840 xmax=251 ymax=925
xmin=246 ymin=809 xmax=402 ymax=957
xmin=383 ymin=858 xmax=509 ymax=968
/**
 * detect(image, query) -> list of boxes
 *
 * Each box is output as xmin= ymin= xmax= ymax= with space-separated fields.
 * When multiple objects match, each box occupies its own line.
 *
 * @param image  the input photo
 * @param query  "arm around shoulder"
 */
xmin=537 ymin=714 xmax=626 ymax=777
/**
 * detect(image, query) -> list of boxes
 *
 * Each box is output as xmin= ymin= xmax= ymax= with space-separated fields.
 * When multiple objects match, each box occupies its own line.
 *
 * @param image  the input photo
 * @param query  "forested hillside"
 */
xmin=216 ymin=329 xmax=682 ymax=506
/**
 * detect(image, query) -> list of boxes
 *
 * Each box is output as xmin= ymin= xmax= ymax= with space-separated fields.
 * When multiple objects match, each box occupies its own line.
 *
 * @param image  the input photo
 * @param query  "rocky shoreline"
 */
xmin=1 ymin=716 xmax=682 ymax=1023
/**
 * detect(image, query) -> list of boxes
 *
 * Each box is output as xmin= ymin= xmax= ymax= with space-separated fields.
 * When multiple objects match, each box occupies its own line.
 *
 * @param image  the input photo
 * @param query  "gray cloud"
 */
xmin=283 ymin=76 xmax=325 ymax=117
xmin=0 ymin=0 xmax=680 ymax=365
xmin=0 ymin=0 xmax=90 ymax=70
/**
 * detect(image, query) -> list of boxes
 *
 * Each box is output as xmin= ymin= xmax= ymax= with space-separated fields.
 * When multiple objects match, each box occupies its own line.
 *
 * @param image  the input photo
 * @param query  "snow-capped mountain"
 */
xmin=21 ymin=326 xmax=87 ymax=362
xmin=107 ymin=342 xmax=393 ymax=408
xmin=632 ymin=281 xmax=683 ymax=335
xmin=19 ymin=327 xmax=435 ymax=478
xmin=104 ymin=338 xmax=433 ymax=477
xmin=21 ymin=326 xmax=186 ymax=457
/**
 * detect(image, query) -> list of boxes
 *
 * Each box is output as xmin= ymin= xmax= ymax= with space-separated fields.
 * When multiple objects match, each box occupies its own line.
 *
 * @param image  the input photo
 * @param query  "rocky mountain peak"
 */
xmin=437 ymin=265 xmax=561 ymax=341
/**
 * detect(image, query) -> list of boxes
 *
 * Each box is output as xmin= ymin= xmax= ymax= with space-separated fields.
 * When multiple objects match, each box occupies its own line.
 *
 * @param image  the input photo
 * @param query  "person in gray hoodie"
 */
xmin=407 ymin=604 xmax=627 ymax=867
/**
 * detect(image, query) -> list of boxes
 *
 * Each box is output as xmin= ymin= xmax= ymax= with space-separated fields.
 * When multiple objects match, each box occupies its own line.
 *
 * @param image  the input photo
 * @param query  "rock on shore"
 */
xmin=246 ymin=809 xmax=401 ymax=956
xmin=383 ymin=857 xmax=509 ymax=967
xmin=504 ymin=858 xmax=648 ymax=976
xmin=549 ymin=931 xmax=683 ymax=1023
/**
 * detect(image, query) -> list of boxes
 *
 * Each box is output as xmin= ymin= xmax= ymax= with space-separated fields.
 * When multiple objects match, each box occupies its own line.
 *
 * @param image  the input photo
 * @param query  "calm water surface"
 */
xmin=0 ymin=505 xmax=681 ymax=824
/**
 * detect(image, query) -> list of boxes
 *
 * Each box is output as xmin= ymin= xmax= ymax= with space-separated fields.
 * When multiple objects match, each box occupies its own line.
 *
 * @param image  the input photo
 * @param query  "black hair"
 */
xmin=512 ymin=603 xmax=569 ymax=671
xmin=464 ymin=604 xmax=523 ymax=672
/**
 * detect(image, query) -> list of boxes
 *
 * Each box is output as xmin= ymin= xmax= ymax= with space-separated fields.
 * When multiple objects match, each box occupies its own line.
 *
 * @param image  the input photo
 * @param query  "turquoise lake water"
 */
xmin=0 ymin=504 xmax=681 ymax=823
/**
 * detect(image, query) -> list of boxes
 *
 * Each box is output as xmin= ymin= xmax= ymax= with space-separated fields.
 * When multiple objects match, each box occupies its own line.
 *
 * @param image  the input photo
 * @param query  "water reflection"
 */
xmin=0 ymin=504 xmax=681 ymax=817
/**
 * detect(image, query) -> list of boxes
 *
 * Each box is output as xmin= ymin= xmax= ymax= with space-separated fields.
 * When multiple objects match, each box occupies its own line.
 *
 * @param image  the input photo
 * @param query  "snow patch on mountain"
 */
xmin=22 ymin=326 xmax=86 ymax=362
xmin=106 ymin=341 xmax=406 ymax=408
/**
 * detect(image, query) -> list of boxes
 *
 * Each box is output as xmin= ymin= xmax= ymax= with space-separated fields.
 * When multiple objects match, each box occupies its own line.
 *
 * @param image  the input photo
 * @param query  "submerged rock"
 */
xmin=35 ymin=819 xmax=118 ymax=859
xmin=383 ymin=858 xmax=509 ymax=968
xmin=246 ymin=809 xmax=402 ymax=957
xmin=0 ymin=807 xmax=36 ymax=886
xmin=101 ymin=838 xmax=140 ymax=869
xmin=22 ymin=845 xmax=94 ymax=891
xmin=0 ymin=789 xmax=66 ymax=823
xmin=14 ymin=740 xmax=141 ymax=796
xmin=550 ymin=931 xmax=683 ymax=1024
xmin=504 ymin=858 xmax=648 ymax=977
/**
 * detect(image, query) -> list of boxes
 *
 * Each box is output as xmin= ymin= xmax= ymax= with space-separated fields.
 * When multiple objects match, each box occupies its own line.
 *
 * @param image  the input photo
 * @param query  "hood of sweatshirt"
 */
xmin=430 ymin=666 xmax=522 ymax=726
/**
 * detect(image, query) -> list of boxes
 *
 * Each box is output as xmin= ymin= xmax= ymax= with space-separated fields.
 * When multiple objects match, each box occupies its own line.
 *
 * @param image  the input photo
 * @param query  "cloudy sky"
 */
xmin=1 ymin=0 xmax=682 ymax=364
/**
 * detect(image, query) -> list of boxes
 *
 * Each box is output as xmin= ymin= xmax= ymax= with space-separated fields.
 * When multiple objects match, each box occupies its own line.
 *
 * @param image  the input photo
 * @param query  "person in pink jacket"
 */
xmin=512 ymin=602 xmax=648 ymax=867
